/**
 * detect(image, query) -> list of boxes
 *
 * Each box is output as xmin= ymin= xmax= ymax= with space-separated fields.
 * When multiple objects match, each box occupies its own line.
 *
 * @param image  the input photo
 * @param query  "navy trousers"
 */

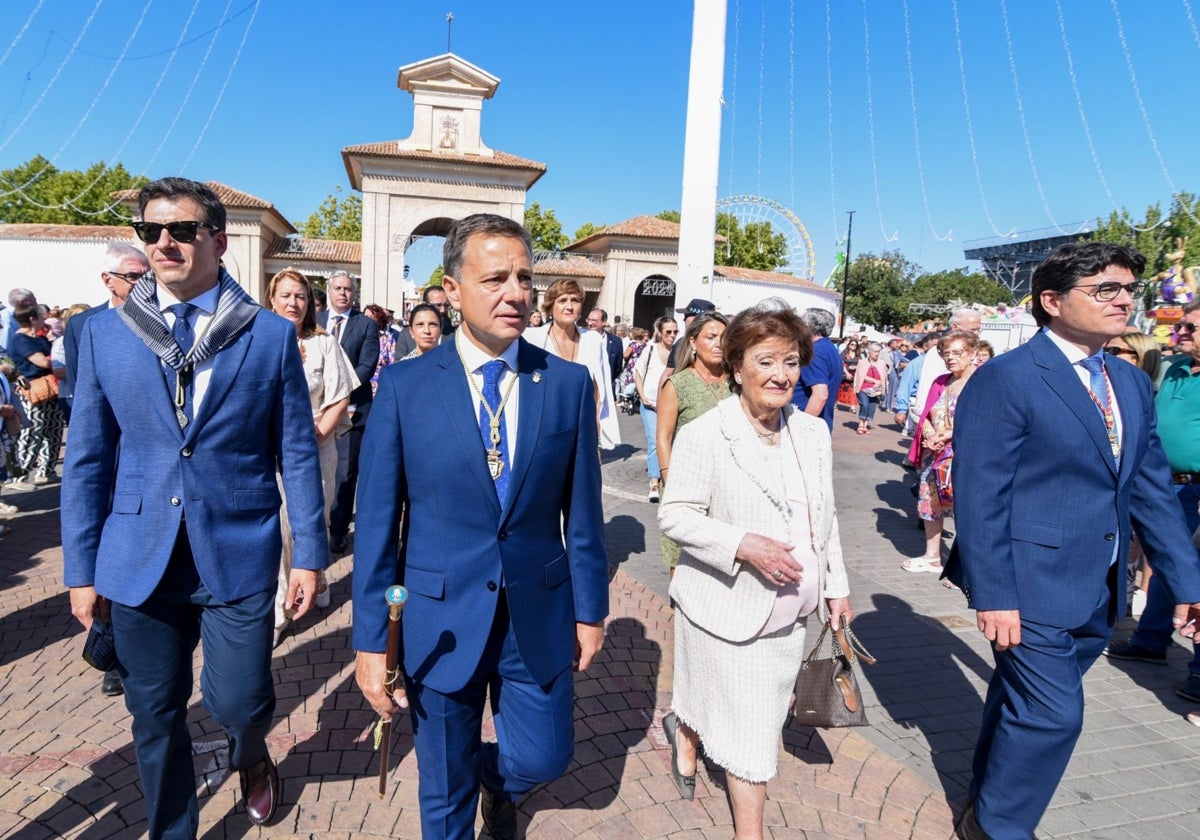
xmin=970 ymin=567 xmax=1116 ymax=839
xmin=329 ymin=402 xmax=369 ymax=538
xmin=406 ymin=594 xmax=575 ymax=839
xmin=111 ymin=526 xmax=276 ymax=840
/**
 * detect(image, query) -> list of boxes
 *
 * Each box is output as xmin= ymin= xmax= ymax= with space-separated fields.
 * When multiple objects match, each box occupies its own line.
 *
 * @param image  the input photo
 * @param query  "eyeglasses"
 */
xmin=106 ymin=271 xmax=143 ymax=284
xmin=429 ymin=302 xmax=449 ymax=310
xmin=130 ymin=220 xmax=221 ymax=244
xmin=1177 ymin=322 xmax=1200 ymax=335
xmin=1069 ymin=280 xmax=1146 ymax=301
xmin=1104 ymin=346 xmax=1138 ymax=359
xmin=940 ymin=349 xmax=970 ymax=358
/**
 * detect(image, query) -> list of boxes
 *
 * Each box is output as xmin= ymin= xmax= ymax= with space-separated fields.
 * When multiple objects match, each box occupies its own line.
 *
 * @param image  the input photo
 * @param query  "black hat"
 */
xmin=676 ymin=298 xmax=716 ymax=317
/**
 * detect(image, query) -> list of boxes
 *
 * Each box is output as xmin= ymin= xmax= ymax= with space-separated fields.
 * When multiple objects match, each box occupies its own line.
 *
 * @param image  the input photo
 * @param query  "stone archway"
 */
xmin=633 ymin=275 xmax=677 ymax=329
xmin=342 ymin=54 xmax=546 ymax=313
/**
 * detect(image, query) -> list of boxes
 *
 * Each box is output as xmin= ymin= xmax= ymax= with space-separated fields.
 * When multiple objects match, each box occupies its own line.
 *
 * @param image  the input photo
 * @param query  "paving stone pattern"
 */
xmin=0 ymin=407 xmax=1196 ymax=838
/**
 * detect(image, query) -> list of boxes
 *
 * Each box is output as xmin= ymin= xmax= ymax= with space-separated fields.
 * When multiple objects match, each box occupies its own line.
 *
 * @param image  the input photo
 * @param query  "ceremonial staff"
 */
xmin=374 ymin=584 xmax=408 ymax=798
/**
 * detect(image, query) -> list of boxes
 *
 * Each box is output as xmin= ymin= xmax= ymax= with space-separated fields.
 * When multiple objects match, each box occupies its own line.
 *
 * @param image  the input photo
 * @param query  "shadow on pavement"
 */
xmin=605 ymin=513 xmax=646 ymax=568
xmin=854 ymin=593 xmax=992 ymax=803
xmin=522 ymin=616 xmax=661 ymax=828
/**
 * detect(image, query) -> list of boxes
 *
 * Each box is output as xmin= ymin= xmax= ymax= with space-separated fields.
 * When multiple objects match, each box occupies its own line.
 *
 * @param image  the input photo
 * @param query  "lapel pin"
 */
xmin=532 ymin=371 xmax=542 ymax=384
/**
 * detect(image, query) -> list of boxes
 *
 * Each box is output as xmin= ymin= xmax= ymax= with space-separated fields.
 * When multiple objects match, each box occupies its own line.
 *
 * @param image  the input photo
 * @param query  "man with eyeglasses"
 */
xmin=1105 ymin=299 xmax=1200 ymax=706
xmin=945 ymin=241 xmax=1200 ymax=839
xmin=395 ymin=284 xmax=455 ymax=357
xmin=60 ymin=242 xmax=149 ymax=699
xmin=62 ymin=177 xmax=329 ymax=838
xmin=318 ymin=271 xmax=380 ymax=555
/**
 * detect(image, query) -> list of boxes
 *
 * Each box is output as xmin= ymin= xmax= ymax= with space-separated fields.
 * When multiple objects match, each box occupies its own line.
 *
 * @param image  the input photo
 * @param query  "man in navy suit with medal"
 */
xmin=353 ymin=213 xmax=609 ymax=839
xmin=946 ymin=241 xmax=1200 ymax=839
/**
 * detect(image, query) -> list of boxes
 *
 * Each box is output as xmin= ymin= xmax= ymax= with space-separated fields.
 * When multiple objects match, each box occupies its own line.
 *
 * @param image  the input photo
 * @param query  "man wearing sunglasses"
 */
xmin=62 ymin=177 xmax=329 ymax=838
xmin=1105 ymin=300 xmax=1200 ymax=707
xmin=945 ymin=241 xmax=1200 ymax=839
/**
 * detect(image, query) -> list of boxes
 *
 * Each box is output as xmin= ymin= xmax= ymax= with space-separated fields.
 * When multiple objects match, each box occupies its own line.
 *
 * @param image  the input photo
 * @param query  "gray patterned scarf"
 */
xmin=117 ymin=268 xmax=261 ymax=374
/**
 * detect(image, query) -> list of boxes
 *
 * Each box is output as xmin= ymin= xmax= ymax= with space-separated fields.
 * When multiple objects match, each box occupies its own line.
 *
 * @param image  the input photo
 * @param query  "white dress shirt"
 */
xmin=158 ymin=283 xmax=221 ymax=416
xmin=456 ymin=331 xmax=520 ymax=464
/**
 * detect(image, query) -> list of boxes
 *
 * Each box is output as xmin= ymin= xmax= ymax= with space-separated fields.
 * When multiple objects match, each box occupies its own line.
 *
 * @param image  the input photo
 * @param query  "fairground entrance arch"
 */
xmin=342 ymin=53 xmax=545 ymax=312
xmin=634 ymin=275 xmax=677 ymax=329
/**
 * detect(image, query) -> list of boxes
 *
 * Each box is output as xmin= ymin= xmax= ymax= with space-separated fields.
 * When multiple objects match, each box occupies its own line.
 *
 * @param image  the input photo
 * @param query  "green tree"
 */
xmin=656 ymin=209 xmax=681 ymax=223
xmin=524 ymin=202 xmax=567 ymax=250
xmin=843 ymin=251 xmax=921 ymax=329
xmin=909 ymin=268 xmax=1011 ymax=308
xmin=573 ymin=221 xmax=602 ymax=241
xmin=713 ymin=212 xmax=788 ymax=272
xmin=0 ymin=155 xmax=147 ymax=225
xmin=298 ymin=186 xmax=362 ymax=241
xmin=427 ymin=265 xmax=445 ymax=286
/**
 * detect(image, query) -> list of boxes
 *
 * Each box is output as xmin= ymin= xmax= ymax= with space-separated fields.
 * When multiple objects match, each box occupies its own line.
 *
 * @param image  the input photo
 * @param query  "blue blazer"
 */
xmin=62 ymin=306 xmax=329 ymax=606
xmin=351 ymin=339 xmax=609 ymax=692
xmin=318 ymin=309 xmax=379 ymax=409
xmin=945 ymin=330 xmax=1200 ymax=627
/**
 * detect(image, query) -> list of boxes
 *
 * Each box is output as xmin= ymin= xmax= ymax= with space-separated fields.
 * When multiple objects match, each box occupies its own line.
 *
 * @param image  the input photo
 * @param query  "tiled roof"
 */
xmin=532 ymin=251 xmax=605 ymax=278
xmin=715 ymin=264 xmax=835 ymax=293
xmin=264 ymin=238 xmax=362 ymax=263
xmin=0 ymin=223 xmax=135 ymax=241
xmin=569 ymin=215 xmax=681 ymax=248
xmin=110 ymin=181 xmax=275 ymax=209
xmin=341 ymin=142 xmax=546 ymax=173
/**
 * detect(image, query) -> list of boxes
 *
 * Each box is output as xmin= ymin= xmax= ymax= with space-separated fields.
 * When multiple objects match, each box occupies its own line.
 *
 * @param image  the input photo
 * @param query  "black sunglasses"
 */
xmin=1177 ymin=322 xmax=1199 ymax=335
xmin=130 ymin=220 xmax=221 ymax=244
xmin=1104 ymin=346 xmax=1138 ymax=358
xmin=106 ymin=271 xmax=143 ymax=284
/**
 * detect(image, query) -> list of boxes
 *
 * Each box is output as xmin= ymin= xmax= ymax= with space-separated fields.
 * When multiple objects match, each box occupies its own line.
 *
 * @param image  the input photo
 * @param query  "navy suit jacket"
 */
xmin=62 ymin=304 xmax=329 ymax=606
xmin=945 ymin=330 xmax=1200 ymax=627
xmin=602 ymin=331 xmax=623 ymax=383
xmin=318 ymin=309 xmax=379 ymax=409
xmin=63 ymin=301 xmax=108 ymax=404
xmin=352 ymin=338 xmax=609 ymax=692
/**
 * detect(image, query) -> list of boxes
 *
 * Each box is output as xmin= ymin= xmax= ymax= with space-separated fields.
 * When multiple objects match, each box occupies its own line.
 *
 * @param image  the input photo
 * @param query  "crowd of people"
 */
xmin=2 ymin=180 xmax=1199 ymax=840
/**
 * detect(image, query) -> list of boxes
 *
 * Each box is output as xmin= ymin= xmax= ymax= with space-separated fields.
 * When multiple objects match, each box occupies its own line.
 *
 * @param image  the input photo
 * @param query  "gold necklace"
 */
xmin=455 ymin=337 xmax=519 ymax=479
xmin=549 ymin=325 xmax=577 ymax=362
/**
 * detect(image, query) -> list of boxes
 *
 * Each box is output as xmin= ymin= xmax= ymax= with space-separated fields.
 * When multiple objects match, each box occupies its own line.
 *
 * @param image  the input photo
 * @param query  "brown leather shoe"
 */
xmin=239 ymin=756 xmax=279 ymax=826
xmin=479 ymin=783 xmax=518 ymax=840
xmin=955 ymin=801 xmax=992 ymax=840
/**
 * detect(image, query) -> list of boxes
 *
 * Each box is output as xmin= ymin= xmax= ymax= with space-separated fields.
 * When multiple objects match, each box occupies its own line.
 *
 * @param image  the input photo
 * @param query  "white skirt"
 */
xmin=672 ymin=609 xmax=808 ymax=783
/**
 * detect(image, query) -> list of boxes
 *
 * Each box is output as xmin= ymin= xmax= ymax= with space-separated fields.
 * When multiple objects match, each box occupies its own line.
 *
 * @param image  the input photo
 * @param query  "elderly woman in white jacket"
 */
xmin=658 ymin=299 xmax=853 ymax=839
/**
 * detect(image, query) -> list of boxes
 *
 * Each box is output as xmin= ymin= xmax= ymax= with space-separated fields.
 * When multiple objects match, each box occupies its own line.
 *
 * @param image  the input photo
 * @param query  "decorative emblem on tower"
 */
xmin=439 ymin=116 xmax=459 ymax=151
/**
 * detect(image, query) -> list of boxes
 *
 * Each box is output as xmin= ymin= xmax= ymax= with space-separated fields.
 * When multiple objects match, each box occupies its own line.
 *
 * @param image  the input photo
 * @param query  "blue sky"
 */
xmin=1 ymin=0 xmax=1197 ymax=287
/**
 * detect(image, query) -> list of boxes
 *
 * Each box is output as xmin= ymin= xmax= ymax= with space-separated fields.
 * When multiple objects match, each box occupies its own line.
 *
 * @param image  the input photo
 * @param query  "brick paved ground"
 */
xmin=0 ymin=406 xmax=1196 ymax=838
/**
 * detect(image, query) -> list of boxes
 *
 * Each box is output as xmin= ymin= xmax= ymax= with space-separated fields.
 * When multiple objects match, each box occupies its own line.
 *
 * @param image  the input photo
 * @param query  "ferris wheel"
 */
xmin=714 ymin=195 xmax=817 ymax=282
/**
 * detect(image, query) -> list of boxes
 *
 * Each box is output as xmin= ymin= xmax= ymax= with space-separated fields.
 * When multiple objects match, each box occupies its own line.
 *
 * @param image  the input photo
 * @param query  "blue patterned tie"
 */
xmin=1080 ymin=354 xmax=1109 ymax=411
xmin=167 ymin=303 xmax=196 ymax=424
xmin=479 ymin=359 xmax=511 ymax=503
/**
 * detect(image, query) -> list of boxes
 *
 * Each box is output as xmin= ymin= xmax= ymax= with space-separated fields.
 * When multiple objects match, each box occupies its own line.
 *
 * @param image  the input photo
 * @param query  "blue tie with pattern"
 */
xmin=167 ymin=303 xmax=196 ymax=425
xmin=479 ymin=359 xmax=511 ymax=503
xmin=1080 ymin=354 xmax=1109 ymax=411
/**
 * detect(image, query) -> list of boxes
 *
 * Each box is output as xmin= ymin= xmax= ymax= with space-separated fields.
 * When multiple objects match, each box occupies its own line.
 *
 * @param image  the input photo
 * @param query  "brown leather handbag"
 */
xmin=17 ymin=373 xmax=59 ymax=406
xmin=792 ymin=623 xmax=876 ymax=728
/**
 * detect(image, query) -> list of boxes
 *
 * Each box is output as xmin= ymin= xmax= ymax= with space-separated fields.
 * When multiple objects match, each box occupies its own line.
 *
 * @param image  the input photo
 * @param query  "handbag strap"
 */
xmin=835 ymin=625 xmax=877 ymax=666
xmin=804 ymin=622 xmax=877 ymax=667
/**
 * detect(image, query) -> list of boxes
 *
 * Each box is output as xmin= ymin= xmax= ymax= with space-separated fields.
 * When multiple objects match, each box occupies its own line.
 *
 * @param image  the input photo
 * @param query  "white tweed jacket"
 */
xmin=659 ymin=396 xmax=850 ymax=642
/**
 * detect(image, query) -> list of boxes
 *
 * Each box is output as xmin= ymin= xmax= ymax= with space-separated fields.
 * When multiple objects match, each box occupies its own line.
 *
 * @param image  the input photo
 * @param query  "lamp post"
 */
xmin=838 ymin=210 xmax=854 ymax=340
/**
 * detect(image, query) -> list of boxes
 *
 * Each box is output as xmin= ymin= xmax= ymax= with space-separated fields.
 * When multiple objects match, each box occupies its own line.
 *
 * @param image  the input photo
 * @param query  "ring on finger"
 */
xmin=771 ymin=569 xmax=783 ymax=580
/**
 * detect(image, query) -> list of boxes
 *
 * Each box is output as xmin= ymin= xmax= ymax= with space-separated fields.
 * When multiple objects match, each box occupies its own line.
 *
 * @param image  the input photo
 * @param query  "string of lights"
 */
xmin=861 ymin=0 xmax=898 ymax=242
xmin=0 ymin=0 xmax=154 ymax=201
xmin=0 ymin=0 xmax=45 ymax=74
xmin=901 ymin=0 xmax=953 ymax=243
xmin=0 ymin=0 xmax=105 ymax=157
xmin=951 ymin=0 xmax=1011 ymax=238
xmin=824 ymin=0 xmax=843 ymax=245
xmin=999 ymin=0 xmax=1072 ymax=236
